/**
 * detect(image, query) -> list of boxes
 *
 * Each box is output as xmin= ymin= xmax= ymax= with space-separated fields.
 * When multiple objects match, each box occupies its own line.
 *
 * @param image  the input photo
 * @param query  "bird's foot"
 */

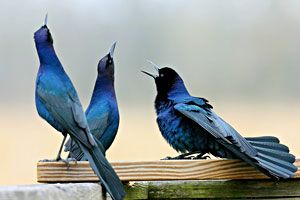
xmin=161 ymin=153 xmax=196 ymax=160
xmin=57 ymin=157 xmax=78 ymax=169
xmin=161 ymin=152 xmax=210 ymax=160
xmin=39 ymin=157 xmax=77 ymax=169
xmin=39 ymin=158 xmax=57 ymax=162
xmin=192 ymin=153 xmax=211 ymax=160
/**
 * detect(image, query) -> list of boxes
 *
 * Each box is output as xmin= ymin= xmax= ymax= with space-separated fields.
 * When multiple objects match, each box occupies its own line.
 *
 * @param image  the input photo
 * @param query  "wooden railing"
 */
xmin=36 ymin=159 xmax=300 ymax=199
xmin=1 ymin=159 xmax=300 ymax=199
xmin=37 ymin=159 xmax=300 ymax=182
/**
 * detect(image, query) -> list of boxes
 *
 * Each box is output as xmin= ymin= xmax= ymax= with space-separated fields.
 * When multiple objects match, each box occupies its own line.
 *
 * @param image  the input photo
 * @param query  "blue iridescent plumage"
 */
xmin=34 ymin=18 xmax=125 ymax=199
xmin=65 ymin=43 xmax=119 ymax=159
xmin=143 ymin=66 xmax=297 ymax=179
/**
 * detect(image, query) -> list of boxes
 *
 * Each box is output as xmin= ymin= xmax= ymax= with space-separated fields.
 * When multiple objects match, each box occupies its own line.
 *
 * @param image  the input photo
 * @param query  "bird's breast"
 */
xmin=155 ymin=101 xmax=210 ymax=153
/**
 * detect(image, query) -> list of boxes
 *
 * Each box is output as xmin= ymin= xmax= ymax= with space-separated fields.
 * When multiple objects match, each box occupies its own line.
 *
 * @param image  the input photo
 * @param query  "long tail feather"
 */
xmin=74 ymin=138 xmax=125 ymax=200
xmin=246 ymin=136 xmax=297 ymax=179
xmin=247 ymin=140 xmax=289 ymax=152
xmin=245 ymin=136 xmax=279 ymax=143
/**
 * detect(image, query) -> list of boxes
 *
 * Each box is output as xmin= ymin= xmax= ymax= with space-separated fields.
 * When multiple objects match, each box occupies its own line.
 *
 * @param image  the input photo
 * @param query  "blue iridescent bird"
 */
xmin=34 ymin=16 xmax=125 ymax=199
xmin=142 ymin=64 xmax=297 ymax=179
xmin=64 ymin=43 xmax=120 ymax=160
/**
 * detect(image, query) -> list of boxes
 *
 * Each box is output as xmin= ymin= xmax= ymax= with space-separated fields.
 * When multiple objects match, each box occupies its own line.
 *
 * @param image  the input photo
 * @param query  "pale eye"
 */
xmin=160 ymin=73 xmax=164 ymax=77
xmin=108 ymin=59 xmax=112 ymax=64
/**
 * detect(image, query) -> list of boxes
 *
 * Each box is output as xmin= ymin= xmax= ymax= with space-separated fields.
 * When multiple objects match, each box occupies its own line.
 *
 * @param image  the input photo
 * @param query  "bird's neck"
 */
xmin=156 ymin=79 xmax=190 ymax=101
xmin=167 ymin=80 xmax=190 ymax=100
xmin=35 ymin=43 xmax=61 ymax=66
xmin=155 ymin=80 xmax=190 ymax=111
xmin=90 ymin=74 xmax=116 ymax=101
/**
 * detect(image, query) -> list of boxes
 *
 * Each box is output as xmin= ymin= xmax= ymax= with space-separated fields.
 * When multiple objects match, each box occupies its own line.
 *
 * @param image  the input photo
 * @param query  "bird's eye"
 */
xmin=107 ymin=59 xmax=112 ymax=64
xmin=160 ymin=73 xmax=164 ymax=77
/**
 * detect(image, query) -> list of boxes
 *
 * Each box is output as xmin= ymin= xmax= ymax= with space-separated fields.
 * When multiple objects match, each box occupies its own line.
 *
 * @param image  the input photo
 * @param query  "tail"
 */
xmin=65 ymin=138 xmax=106 ymax=161
xmin=73 ymin=138 xmax=125 ymax=200
xmin=64 ymin=138 xmax=86 ymax=161
xmin=245 ymin=136 xmax=297 ymax=179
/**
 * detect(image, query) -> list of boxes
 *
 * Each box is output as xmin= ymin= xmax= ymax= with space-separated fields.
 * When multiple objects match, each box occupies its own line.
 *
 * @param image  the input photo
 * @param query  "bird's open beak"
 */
xmin=141 ymin=60 xmax=160 ymax=79
xmin=141 ymin=70 xmax=157 ymax=79
xmin=147 ymin=60 xmax=160 ymax=72
xmin=109 ymin=42 xmax=117 ymax=58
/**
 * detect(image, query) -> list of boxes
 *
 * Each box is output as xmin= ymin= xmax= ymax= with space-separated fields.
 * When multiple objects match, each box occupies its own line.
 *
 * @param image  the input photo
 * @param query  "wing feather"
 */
xmin=37 ymin=75 xmax=93 ymax=148
xmin=174 ymin=102 xmax=257 ymax=157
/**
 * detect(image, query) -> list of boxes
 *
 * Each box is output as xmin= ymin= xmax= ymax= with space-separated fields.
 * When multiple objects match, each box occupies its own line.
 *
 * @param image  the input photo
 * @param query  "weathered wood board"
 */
xmin=125 ymin=180 xmax=300 ymax=199
xmin=2 ymin=181 xmax=300 ymax=199
xmin=37 ymin=159 xmax=300 ymax=183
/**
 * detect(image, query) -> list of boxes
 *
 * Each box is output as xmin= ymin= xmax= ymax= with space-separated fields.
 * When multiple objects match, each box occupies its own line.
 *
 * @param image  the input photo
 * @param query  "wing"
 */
xmin=64 ymin=102 xmax=111 ymax=158
xmin=37 ymin=73 xmax=94 ymax=148
xmin=86 ymin=103 xmax=111 ymax=140
xmin=173 ymin=100 xmax=257 ymax=157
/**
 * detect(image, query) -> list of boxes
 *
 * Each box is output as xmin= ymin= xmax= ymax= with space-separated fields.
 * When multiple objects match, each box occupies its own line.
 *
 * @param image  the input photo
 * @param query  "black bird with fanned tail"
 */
xmin=142 ymin=63 xmax=297 ymax=179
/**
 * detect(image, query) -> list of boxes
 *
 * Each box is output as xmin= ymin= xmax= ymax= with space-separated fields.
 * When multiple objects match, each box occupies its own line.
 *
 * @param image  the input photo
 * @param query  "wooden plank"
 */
xmin=1 ymin=181 xmax=300 ymax=200
xmin=37 ymin=159 xmax=300 ymax=183
xmin=0 ymin=183 xmax=107 ymax=200
xmin=127 ymin=180 xmax=300 ymax=199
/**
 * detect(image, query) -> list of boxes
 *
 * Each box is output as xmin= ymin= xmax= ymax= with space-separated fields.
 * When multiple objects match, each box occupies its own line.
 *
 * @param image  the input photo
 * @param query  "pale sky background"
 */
xmin=0 ymin=0 xmax=300 ymax=185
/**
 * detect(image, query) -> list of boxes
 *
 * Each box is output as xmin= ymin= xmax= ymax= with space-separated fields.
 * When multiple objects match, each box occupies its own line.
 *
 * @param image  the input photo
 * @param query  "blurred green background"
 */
xmin=0 ymin=0 xmax=299 ymax=185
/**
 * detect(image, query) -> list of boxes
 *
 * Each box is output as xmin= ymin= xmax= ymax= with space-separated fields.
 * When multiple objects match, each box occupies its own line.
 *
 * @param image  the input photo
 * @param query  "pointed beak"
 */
xmin=141 ymin=70 xmax=157 ymax=79
xmin=109 ymin=42 xmax=117 ymax=58
xmin=141 ymin=60 xmax=160 ymax=79
xmin=146 ymin=60 xmax=160 ymax=72
xmin=44 ymin=13 xmax=48 ymax=26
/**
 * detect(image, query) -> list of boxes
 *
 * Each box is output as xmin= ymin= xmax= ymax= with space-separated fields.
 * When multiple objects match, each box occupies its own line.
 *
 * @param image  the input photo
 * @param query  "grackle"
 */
xmin=142 ymin=63 xmax=297 ymax=179
xmin=34 ymin=15 xmax=125 ymax=199
xmin=65 ymin=43 xmax=120 ymax=160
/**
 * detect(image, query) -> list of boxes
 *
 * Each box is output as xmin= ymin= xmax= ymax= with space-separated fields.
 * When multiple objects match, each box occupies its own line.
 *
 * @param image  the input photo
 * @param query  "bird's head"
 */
xmin=34 ymin=14 xmax=53 ymax=46
xmin=142 ymin=61 xmax=187 ymax=97
xmin=97 ymin=42 xmax=116 ymax=78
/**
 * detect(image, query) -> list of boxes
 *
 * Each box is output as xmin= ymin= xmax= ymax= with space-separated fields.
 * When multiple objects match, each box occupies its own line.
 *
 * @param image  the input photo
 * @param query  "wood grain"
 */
xmin=130 ymin=180 xmax=300 ymax=199
xmin=37 ymin=159 xmax=300 ymax=183
xmin=3 ymin=181 xmax=300 ymax=199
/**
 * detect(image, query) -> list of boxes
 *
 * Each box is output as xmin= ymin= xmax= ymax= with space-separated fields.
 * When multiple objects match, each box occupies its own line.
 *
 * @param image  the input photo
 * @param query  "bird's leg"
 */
xmin=39 ymin=135 xmax=73 ymax=166
xmin=55 ymin=135 xmax=67 ymax=161
xmin=39 ymin=135 xmax=76 ymax=168
xmin=162 ymin=151 xmax=201 ymax=160
xmin=56 ymin=135 xmax=78 ymax=168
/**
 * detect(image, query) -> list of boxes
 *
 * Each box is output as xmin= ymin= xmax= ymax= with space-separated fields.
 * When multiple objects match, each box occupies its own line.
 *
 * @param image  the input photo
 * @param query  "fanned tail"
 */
xmin=245 ymin=136 xmax=297 ymax=179
xmin=65 ymin=137 xmax=105 ymax=161
xmin=73 ymin=137 xmax=125 ymax=200
xmin=65 ymin=138 xmax=85 ymax=160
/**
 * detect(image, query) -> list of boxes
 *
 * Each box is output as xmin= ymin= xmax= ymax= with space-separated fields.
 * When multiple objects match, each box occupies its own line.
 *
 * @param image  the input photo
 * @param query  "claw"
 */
xmin=39 ymin=159 xmax=56 ymax=162
xmin=193 ymin=153 xmax=211 ymax=160
xmin=161 ymin=151 xmax=203 ymax=160
xmin=161 ymin=156 xmax=173 ymax=160
xmin=59 ymin=158 xmax=78 ymax=169
xmin=161 ymin=154 xmax=194 ymax=160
